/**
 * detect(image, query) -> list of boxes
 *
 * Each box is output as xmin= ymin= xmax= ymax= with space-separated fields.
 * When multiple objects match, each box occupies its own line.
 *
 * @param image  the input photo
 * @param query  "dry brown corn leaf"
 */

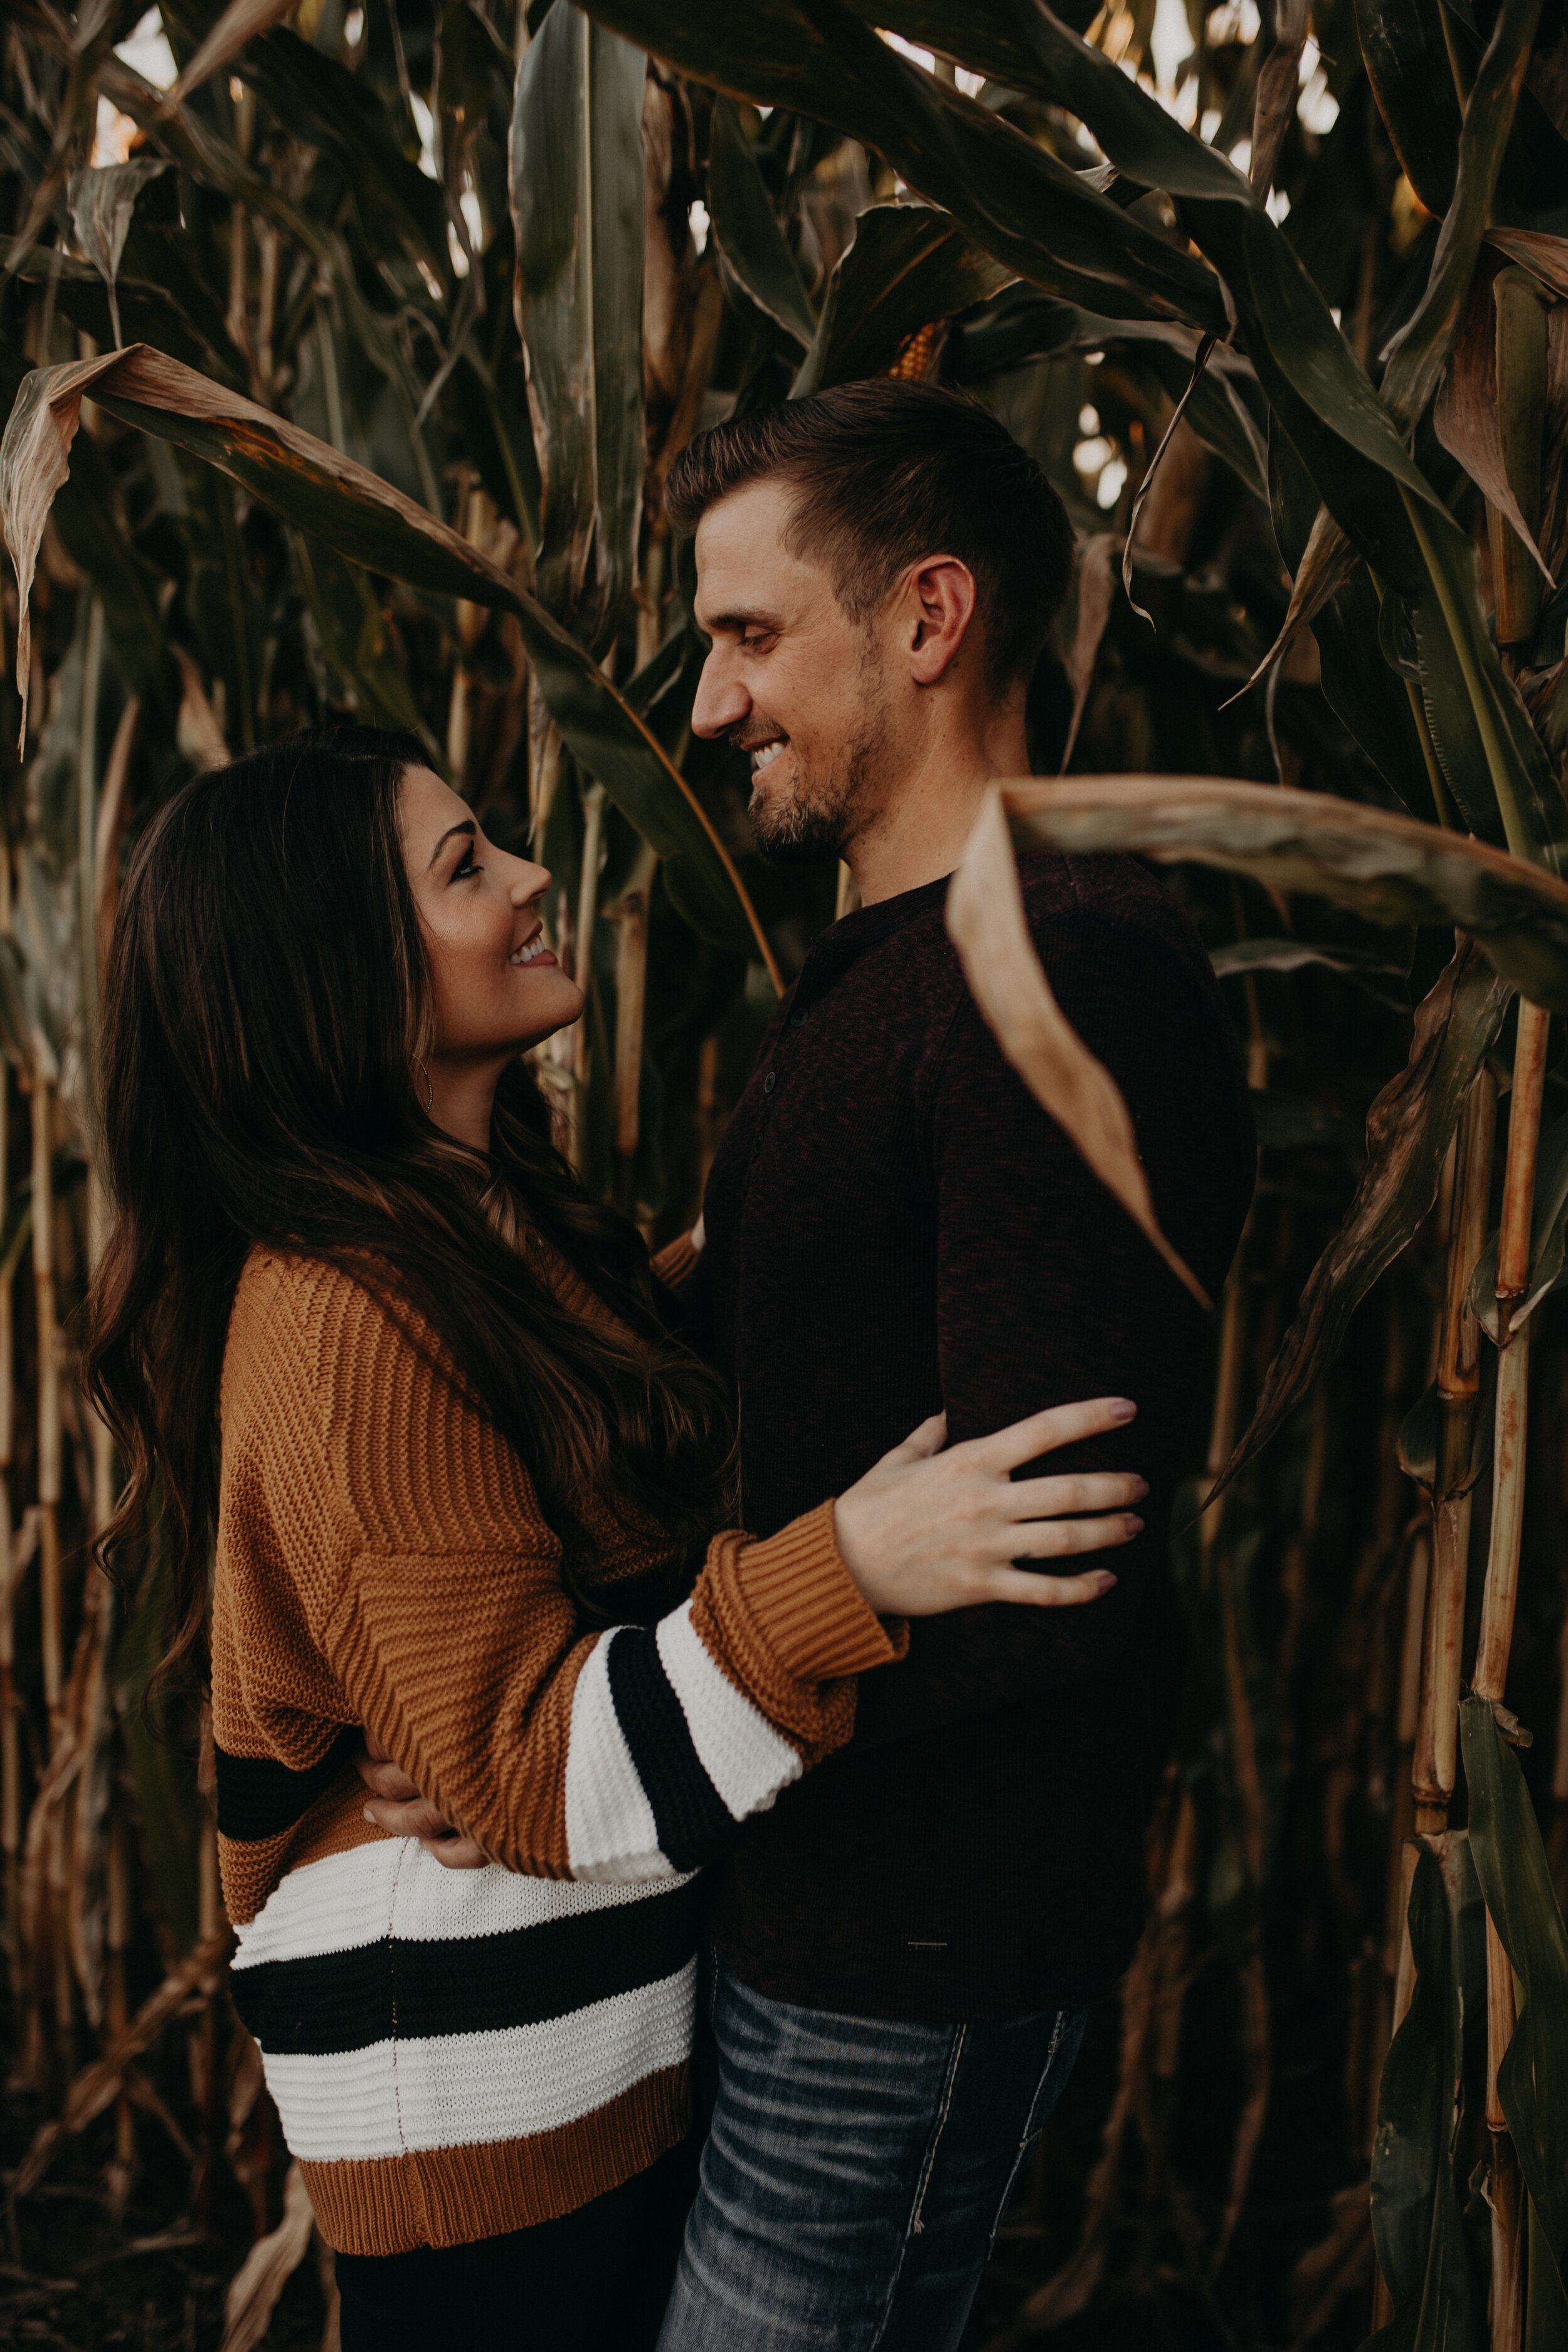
xmin=946 ymin=789 xmax=1212 ymax=1310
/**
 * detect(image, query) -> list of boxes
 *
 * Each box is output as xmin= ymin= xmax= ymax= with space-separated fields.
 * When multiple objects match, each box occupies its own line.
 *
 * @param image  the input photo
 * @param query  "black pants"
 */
xmin=334 ymin=2143 xmax=696 ymax=2351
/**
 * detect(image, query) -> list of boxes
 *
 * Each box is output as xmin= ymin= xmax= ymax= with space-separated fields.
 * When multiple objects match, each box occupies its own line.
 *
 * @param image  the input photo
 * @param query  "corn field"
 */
xmin=1 ymin=0 xmax=1567 ymax=2341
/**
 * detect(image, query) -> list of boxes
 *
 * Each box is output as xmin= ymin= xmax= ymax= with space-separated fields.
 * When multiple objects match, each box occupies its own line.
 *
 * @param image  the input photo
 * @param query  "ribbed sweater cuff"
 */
xmin=650 ymin=1231 xmax=700 ymax=1294
xmin=733 ymin=1498 xmax=906 ymax=1681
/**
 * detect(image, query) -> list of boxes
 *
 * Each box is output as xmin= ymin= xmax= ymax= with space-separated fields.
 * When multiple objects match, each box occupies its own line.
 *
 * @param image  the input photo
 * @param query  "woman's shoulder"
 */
xmin=226 ymin=1247 xmax=541 ymax=1549
xmin=225 ymin=1247 xmax=437 ymax=1408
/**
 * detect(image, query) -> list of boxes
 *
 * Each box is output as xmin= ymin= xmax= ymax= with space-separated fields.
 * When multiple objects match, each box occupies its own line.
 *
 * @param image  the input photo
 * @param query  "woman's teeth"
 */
xmin=511 ymin=937 xmax=549 ymax=965
xmin=751 ymin=741 xmax=787 ymax=774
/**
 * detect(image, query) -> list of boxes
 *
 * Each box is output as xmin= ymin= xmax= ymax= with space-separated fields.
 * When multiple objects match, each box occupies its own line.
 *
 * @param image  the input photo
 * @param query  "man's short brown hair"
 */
xmin=665 ymin=379 xmax=1075 ymax=696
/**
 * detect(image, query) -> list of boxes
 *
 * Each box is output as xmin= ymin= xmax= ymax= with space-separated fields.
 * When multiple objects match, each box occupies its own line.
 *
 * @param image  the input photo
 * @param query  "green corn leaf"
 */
xmin=1375 ymin=0 xmax=1544 ymax=437
xmin=0 ymin=346 xmax=775 ymax=975
xmin=1001 ymin=0 xmax=1480 ymax=532
xmin=101 ymin=57 xmax=442 ymax=507
xmin=1222 ymin=931 xmax=1509 ymax=1486
xmin=707 ymin=97 xmax=818 ymax=356
xmin=1007 ymin=0 xmax=1562 ymax=862
xmin=446 ymin=353 xmax=543 ymax=553
xmin=792 ymin=202 xmax=1014 ymax=398
xmin=38 ymin=255 xmax=240 ymax=386
xmin=167 ymin=5 xmax=452 ymax=284
xmin=845 ymin=0 xmax=1104 ymax=81
xmin=1364 ymin=1833 xmax=1487 ymax=2352
xmin=578 ymin=0 xmax=1228 ymax=329
xmin=1397 ymin=488 xmax=1568 ymax=866
xmin=953 ymin=295 xmax=1268 ymax=498
xmin=290 ymin=533 xmax=437 ymax=753
xmin=1460 ymin=1697 xmax=1568 ymax=2299
xmin=1268 ymin=420 xmax=1433 ymax=817
xmin=1128 ymin=335 xmax=1269 ymax=502
xmin=511 ymin=3 xmax=648 ymax=658
xmin=1353 ymin=0 xmax=1462 ymax=216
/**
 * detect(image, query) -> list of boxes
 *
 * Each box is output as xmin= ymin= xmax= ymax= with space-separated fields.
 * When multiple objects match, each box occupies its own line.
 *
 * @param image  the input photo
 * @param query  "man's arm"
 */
xmin=849 ymin=906 xmax=1251 ymax=1750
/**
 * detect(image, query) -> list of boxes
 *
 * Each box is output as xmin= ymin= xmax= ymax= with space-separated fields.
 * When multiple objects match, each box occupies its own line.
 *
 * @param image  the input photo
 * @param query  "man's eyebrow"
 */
xmin=427 ymin=820 xmax=475 ymax=870
xmin=699 ymin=608 xmax=785 ymax=635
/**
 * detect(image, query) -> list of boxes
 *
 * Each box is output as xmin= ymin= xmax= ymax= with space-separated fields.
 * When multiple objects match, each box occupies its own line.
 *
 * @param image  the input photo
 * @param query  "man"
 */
xmin=367 ymin=382 xmax=1252 ymax=2348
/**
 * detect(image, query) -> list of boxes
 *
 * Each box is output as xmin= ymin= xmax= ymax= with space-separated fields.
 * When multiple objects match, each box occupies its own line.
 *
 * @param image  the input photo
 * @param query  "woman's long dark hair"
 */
xmin=87 ymin=727 xmax=733 ymax=1681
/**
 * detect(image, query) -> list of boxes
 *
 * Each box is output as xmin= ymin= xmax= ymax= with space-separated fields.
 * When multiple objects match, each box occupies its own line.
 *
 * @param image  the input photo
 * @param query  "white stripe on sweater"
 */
xmin=655 ymin=1601 xmax=802 ymax=1821
xmin=231 ymin=1835 xmax=692 ymax=1974
xmin=563 ymin=1631 xmax=675 ymax=1881
xmin=260 ymin=1961 xmax=696 ymax=2163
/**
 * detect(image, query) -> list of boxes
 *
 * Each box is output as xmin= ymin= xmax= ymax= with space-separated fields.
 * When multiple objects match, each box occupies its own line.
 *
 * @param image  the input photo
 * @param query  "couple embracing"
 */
xmin=88 ymin=383 xmax=1251 ymax=2351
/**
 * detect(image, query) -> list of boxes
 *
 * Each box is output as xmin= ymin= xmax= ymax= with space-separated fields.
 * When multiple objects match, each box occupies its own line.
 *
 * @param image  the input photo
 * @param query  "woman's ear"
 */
xmin=906 ymin=556 xmax=978 ymax=686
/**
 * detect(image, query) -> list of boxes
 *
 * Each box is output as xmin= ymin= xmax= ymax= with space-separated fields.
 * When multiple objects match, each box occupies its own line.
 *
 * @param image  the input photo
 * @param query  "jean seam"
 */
xmin=865 ymin=2024 xmax=968 ymax=2352
xmin=908 ymin=2024 xmax=967 ymax=2240
xmin=983 ymin=2010 xmax=1074 ymax=2264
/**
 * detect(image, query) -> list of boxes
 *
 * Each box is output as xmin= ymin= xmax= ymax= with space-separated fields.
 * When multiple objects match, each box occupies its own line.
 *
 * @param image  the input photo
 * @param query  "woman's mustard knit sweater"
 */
xmin=213 ymin=1244 xmax=901 ymax=2256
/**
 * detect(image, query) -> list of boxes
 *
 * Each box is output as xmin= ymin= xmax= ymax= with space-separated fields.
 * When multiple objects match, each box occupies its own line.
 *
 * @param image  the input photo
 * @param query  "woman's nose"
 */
xmin=508 ymin=857 xmax=551 ymax=903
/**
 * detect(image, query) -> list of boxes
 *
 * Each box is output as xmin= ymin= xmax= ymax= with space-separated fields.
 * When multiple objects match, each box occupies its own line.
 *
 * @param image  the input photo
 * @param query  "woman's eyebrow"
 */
xmin=428 ymin=820 xmax=475 ymax=870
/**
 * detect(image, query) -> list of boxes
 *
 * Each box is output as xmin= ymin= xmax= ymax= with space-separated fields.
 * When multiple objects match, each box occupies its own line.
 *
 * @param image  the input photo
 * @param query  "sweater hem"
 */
xmin=300 ymin=2063 xmax=691 ymax=2255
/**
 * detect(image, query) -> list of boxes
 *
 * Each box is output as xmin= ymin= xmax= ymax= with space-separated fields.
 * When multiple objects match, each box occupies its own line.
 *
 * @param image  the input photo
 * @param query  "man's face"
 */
xmin=690 ymin=480 xmax=895 ymax=866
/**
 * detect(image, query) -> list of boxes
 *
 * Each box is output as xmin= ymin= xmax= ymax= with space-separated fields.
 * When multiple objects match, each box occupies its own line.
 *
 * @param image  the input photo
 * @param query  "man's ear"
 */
xmin=905 ymin=556 xmax=978 ymax=686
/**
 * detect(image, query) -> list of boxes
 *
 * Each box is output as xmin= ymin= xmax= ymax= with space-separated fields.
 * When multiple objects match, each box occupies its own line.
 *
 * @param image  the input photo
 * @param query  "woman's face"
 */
xmin=400 ymin=765 xmax=585 ymax=1066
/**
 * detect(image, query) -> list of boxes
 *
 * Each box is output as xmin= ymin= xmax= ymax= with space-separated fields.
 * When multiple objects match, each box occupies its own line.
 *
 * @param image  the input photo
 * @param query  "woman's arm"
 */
xmin=649 ymin=1216 xmax=703 ymax=1298
xmin=357 ymin=1396 xmax=1145 ymax=1870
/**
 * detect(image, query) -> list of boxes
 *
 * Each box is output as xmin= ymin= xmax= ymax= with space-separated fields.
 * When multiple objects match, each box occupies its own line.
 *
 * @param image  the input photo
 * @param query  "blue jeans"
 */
xmin=657 ymin=1962 xmax=1086 ymax=2352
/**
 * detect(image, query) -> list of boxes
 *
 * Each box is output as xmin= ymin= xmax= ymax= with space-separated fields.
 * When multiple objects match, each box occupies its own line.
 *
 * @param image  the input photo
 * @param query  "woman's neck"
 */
xmin=427 ymin=1058 xmax=503 ymax=1153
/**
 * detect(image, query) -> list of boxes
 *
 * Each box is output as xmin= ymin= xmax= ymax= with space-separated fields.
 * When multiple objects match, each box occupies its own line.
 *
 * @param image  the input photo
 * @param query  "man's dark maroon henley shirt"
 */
xmin=681 ymin=847 xmax=1254 ymax=2025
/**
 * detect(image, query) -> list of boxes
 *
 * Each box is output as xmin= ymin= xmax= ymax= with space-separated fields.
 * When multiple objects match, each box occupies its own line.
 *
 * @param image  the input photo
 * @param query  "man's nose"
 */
xmin=691 ymin=646 xmax=749 ymax=740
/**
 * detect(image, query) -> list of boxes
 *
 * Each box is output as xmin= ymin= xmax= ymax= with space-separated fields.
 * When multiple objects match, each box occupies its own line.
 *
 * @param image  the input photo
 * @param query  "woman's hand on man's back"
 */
xmin=832 ymin=1397 xmax=1144 ymax=1619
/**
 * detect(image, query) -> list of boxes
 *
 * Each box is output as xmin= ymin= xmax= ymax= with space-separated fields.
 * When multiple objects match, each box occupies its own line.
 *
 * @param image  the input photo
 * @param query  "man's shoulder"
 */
xmin=880 ymin=847 xmax=1211 ymax=985
xmin=1016 ymin=847 xmax=1199 ymax=952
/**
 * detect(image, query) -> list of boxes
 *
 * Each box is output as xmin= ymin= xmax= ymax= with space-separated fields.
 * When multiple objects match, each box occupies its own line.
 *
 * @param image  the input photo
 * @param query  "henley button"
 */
xmin=763 ymin=1070 xmax=776 ymax=1094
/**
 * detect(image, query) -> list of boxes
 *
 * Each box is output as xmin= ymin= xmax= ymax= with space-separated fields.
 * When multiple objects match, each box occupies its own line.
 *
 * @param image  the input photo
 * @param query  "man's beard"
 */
xmin=744 ymin=707 xmax=883 ymax=869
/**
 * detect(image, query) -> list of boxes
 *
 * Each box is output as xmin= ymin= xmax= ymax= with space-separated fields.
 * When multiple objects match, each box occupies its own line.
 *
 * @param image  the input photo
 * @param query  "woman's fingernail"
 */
xmin=363 ymin=1806 xmax=376 ymax=1825
xmin=1110 ymin=1398 xmax=1137 ymax=1421
xmin=1097 ymin=1572 xmax=1118 ymax=1590
xmin=1133 ymin=1478 xmax=1150 ymax=1499
xmin=1124 ymin=1515 xmax=1143 ymax=1535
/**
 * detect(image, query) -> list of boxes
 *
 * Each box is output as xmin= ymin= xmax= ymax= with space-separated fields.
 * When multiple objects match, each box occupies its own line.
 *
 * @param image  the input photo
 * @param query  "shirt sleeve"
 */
xmin=847 ymin=908 xmax=1249 ymax=1754
xmin=250 ymin=1266 xmax=901 ymax=1882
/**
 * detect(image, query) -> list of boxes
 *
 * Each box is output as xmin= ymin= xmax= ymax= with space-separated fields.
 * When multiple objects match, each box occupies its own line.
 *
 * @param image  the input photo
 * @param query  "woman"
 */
xmin=88 ymin=728 xmax=1142 ymax=2348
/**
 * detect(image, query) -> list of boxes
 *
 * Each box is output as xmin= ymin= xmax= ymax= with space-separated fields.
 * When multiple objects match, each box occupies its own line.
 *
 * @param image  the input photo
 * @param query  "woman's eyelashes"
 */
xmin=451 ymin=844 xmax=481 ymax=881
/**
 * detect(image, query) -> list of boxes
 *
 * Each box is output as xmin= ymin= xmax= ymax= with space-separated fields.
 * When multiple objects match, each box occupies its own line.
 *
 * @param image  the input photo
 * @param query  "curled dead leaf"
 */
xmin=1434 ymin=253 xmax=1555 ymax=589
xmin=946 ymin=790 xmax=1212 ymax=1310
xmin=1058 ymin=532 xmax=1123 ymax=775
xmin=220 ymin=2162 xmax=317 ymax=2352
xmin=66 ymin=161 xmax=168 ymax=350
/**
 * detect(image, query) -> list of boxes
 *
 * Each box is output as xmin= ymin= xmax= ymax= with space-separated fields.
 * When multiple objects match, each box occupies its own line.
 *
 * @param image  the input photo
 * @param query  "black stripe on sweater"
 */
xmin=216 ymin=1731 xmax=356 ymax=1843
xmin=604 ymin=1628 xmax=734 ymax=1871
xmin=230 ymin=1874 xmax=704 ymax=2057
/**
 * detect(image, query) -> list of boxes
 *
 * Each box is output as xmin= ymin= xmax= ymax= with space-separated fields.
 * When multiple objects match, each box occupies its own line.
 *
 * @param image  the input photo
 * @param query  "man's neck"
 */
xmin=846 ymin=705 xmax=1031 ymax=906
